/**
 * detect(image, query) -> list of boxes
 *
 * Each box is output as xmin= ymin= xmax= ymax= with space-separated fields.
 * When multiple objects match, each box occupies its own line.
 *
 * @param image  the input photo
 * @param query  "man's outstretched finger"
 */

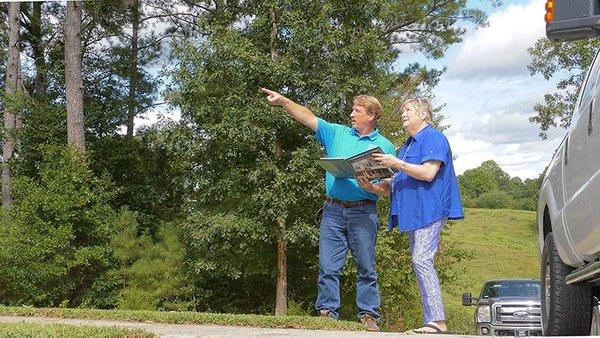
xmin=260 ymin=88 xmax=275 ymax=95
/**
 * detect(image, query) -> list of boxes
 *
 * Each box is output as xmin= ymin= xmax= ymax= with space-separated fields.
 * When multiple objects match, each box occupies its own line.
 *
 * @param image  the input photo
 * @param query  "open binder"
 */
xmin=315 ymin=147 xmax=396 ymax=179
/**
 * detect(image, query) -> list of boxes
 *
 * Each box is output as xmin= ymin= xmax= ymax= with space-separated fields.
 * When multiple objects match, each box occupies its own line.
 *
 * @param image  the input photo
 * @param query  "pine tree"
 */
xmin=65 ymin=1 xmax=85 ymax=154
xmin=3 ymin=2 xmax=21 ymax=208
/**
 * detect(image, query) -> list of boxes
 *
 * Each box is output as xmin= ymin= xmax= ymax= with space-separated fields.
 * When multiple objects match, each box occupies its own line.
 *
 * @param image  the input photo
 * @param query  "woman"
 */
xmin=356 ymin=97 xmax=463 ymax=334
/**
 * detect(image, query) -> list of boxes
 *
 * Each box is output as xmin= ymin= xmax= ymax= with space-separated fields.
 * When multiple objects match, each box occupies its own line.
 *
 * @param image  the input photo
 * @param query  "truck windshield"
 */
xmin=482 ymin=281 xmax=540 ymax=298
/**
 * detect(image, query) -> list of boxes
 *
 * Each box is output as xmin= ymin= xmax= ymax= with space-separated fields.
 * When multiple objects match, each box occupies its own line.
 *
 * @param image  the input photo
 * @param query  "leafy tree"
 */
xmin=457 ymin=160 xmax=541 ymax=211
xmin=527 ymin=38 xmax=600 ymax=139
xmin=170 ymin=0 xmax=485 ymax=316
xmin=459 ymin=166 xmax=498 ymax=198
xmin=0 ymin=0 xmax=197 ymax=312
xmin=480 ymin=160 xmax=510 ymax=190
xmin=507 ymin=176 xmax=525 ymax=197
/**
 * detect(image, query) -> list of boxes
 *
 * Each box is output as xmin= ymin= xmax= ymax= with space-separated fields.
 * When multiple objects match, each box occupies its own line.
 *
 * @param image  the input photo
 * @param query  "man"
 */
xmin=261 ymin=88 xmax=395 ymax=331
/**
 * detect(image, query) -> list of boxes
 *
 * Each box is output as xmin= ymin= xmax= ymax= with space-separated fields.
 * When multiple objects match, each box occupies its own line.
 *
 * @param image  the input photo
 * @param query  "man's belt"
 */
xmin=325 ymin=197 xmax=376 ymax=208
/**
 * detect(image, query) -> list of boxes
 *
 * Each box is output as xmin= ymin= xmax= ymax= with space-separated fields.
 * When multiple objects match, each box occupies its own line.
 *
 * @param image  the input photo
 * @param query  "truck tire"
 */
xmin=592 ymin=297 xmax=599 ymax=335
xmin=541 ymin=233 xmax=592 ymax=335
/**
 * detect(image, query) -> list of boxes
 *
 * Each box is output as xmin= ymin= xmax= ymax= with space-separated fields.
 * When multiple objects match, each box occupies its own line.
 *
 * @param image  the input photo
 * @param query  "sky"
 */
xmin=411 ymin=0 xmax=565 ymax=179
xmin=137 ymin=0 xmax=566 ymax=180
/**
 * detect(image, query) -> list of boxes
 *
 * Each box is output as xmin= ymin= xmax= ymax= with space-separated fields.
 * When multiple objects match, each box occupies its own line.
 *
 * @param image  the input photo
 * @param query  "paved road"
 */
xmin=0 ymin=315 xmax=475 ymax=337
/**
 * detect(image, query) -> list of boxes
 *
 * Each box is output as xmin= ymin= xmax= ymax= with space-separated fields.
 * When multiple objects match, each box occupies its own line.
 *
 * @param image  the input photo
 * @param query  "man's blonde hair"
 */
xmin=354 ymin=95 xmax=382 ymax=120
xmin=401 ymin=98 xmax=433 ymax=124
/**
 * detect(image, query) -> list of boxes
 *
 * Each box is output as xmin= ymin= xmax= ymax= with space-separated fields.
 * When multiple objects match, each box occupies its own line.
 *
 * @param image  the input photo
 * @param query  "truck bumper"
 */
xmin=476 ymin=324 xmax=542 ymax=336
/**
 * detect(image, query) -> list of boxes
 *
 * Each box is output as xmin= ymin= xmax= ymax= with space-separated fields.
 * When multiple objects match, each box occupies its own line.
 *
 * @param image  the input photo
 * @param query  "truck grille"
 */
xmin=492 ymin=304 xmax=541 ymax=325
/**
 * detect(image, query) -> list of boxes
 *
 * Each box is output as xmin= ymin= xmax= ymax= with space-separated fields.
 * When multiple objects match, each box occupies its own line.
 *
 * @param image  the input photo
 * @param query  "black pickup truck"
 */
xmin=462 ymin=279 xmax=542 ymax=336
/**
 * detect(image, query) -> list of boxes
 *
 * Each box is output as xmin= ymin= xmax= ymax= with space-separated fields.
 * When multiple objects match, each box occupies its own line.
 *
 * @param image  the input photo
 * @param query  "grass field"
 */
xmin=0 ymin=208 xmax=539 ymax=334
xmin=442 ymin=208 xmax=540 ymax=334
xmin=0 ymin=322 xmax=155 ymax=337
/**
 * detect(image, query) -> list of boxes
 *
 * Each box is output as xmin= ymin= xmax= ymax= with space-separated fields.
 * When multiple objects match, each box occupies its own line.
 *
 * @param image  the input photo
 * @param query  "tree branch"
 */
xmin=380 ymin=0 xmax=453 ymax=38
xmin=138 ymin=33 xmax=176 ymax=50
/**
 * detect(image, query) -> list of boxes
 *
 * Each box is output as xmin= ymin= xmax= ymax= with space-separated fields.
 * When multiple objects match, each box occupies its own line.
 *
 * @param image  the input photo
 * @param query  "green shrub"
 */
xmin=514 ymin=197 xmax=537 ymax=211
xmin=476 ymin=190 xmax=514 ymax=209
xmin=180 ymin=212 xmax=278 ymax=314
xmin=0 ymin=146 xmax=118 ymax=307
xmin=461 ymin=194 xmax=478 ymax=208
xmin=113 ymin=214 xmax=195 ymax=312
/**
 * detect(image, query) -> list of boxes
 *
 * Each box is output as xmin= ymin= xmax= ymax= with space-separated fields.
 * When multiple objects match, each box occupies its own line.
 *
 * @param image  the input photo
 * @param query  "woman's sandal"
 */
xmin=411 ymin=323 xmax=452 ymax=334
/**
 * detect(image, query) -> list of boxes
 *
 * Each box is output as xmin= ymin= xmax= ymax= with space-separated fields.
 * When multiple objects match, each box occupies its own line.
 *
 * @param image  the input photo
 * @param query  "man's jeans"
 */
xmin=315 ymin=201 xmax=381 ymax=320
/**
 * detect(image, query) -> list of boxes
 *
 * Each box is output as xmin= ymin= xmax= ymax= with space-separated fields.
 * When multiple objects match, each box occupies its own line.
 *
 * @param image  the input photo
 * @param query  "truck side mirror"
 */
xmin=546 ymin=0 xmax=600 ymax=42
xmin=462 ymin=292 xmax=476 ymax=306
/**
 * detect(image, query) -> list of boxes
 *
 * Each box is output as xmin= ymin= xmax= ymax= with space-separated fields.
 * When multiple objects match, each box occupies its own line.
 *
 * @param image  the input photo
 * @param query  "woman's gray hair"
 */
xmin=401 ymin=97 xmax=433 ymax=124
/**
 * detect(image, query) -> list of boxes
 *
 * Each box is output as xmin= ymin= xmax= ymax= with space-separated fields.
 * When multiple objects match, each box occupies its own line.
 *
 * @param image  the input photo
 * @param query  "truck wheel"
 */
xmin=541 ymin=233 xmax=592 ymax=335
xmin=592 ymin=297 xmax=600 ymax=335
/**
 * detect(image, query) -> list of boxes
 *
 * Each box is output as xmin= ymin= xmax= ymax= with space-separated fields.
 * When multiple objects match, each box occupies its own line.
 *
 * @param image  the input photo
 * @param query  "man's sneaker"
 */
xmin=361 ymin=314 xmax=379 ymax=332
xmin=319 ymin=309 xmax=333 ymax=318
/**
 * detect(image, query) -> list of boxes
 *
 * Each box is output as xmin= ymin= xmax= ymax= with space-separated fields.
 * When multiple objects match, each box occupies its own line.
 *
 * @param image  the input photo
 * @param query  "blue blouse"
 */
xmin=389 ymin=125 xmax=464 ymax=232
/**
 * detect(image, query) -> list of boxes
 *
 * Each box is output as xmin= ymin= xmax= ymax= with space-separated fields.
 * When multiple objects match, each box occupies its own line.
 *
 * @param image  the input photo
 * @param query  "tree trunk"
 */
xmin=269 ymin=6 xmax=277 ymax=61
xmin=15 ymin=68 xmax=25 ymax=154
xmin=275 ymin=217 xmax=287 ymax=316
xmin=65 ymin=1 xmax=86 ymax=154
xmin=126 ymin=0 xmax=139 ymax=137
xmin=270 ymin=6 xmax=287 ymax=316
xmin=3 ymin=2 xmax=20 ymax=209
xmin=274 ymin=137 xmax=287 ymax=316
xmin=32 ymin=1 xmax=47 ymax=96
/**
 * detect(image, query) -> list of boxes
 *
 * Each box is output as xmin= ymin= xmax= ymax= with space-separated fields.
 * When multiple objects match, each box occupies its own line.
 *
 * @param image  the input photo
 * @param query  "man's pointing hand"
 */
xmin=261 ymin=88 xmax=286 ymax=106
xmin=259 ymin=87 xmax=318 ymax=131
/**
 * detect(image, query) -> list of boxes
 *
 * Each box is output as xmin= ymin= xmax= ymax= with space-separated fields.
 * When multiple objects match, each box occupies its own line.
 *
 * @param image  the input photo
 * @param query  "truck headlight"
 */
xmin=476 ymin=305 xmax=491 ymax=323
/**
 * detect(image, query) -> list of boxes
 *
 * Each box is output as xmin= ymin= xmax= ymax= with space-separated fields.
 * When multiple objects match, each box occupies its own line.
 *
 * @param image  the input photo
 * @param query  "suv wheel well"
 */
xmin=543 ymin=205 xmax=552 ymax=239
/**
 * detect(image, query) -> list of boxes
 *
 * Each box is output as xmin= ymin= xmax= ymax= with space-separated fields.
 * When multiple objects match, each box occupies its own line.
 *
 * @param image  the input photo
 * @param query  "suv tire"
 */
xmin=541 ymin=233 xmax=592 ymax=335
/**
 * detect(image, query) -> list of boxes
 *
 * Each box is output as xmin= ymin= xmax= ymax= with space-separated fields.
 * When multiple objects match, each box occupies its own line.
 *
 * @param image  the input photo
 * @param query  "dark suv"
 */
xmin=463 ymin=279 xmax=542 ymax=336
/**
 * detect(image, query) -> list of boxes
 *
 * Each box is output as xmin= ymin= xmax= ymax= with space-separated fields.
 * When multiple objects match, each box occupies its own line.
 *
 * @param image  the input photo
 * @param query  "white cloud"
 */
xmin=435 ymin=71 xmax=564 ymax=179
xmin=462 ymin=110 xmax=543 ymax=144
xmin=447 ymin=132 xmax=494 ymax=173
xmin=448 ymin=131 xmax=562 ymax=178
xmin=448 ymin=0 xmax=546 ymax=79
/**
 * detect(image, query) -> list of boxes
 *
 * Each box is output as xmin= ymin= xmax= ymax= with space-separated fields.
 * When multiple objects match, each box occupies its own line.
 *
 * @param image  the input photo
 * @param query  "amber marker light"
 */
xmin=545 ymin=0 xmax=554 ymax=23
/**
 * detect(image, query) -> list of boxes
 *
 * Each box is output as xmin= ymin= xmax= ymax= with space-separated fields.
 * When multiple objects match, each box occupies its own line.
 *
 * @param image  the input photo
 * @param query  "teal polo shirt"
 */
xmin=315 ymin=117 xmax=396 ymax=202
